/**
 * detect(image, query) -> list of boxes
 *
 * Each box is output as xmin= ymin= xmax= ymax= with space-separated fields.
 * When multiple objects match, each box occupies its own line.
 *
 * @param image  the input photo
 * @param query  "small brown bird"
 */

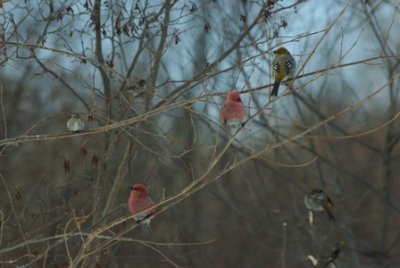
xmin=304 ymin=188 xmax=335 ymax=221
xmin=66 ymin=114 xmax=85 ymax=132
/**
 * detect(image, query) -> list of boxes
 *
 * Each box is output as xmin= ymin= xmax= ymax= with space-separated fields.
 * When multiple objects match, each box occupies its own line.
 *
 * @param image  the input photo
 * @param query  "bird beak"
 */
xmin=129 ymin=186 xmax=133 ymax=190
xmin=273 ymin=50 xmax=278 ymax=54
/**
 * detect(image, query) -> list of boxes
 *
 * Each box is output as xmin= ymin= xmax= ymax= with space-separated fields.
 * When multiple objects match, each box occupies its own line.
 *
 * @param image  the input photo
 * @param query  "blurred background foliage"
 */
xmin=1 ymin=0 xmax=400 ymax=267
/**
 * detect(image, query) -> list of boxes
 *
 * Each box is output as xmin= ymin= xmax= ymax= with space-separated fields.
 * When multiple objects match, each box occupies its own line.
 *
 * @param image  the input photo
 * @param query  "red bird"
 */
xmin=128 ymin=183 xmax=156 ymax=234
xmin=219 ymin=91 xmax=247 ymax=126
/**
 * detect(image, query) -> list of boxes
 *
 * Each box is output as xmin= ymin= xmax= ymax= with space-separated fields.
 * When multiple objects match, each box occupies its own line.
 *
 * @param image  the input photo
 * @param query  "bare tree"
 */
xmin=1 ymin=0 xmax=400 ymax=267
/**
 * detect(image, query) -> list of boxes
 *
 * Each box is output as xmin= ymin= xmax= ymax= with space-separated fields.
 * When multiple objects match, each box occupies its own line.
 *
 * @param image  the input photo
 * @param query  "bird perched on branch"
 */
xmin=128 ymin=183 xmax=156 ymax=234
xmin=270 ymin=47 xmax=296 ymax=97
xmin=304 ymin=188 xmax=335 ymax=221
xmin=219 ymin=91 xmax=247 ymax=126
xmin=66 ymin=114 xmax=85 ymax=132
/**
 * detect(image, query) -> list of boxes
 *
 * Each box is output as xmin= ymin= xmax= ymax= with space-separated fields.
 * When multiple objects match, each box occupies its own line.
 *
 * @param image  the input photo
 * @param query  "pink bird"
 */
xmin=128 ymin=183 xmax=156 ymax=234
xmin=219 ymin=91 xmax=247 ymax=126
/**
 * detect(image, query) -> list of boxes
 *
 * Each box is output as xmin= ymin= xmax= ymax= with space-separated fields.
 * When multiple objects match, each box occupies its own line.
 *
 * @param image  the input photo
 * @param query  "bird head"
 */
xmin=311 ymin=188 xmax=324 ymax=194
xmin=129 ymin=183 xmax=149 ymax=195
xmin=227 ymin=91 xmax=241 ymax=102
xmin=138 ymin=79 xmax=146 ymax=87
xmin=308 ymin=188 xmax=325 ymax=198
xmin=273 ymin=47 xmax=290 ymax=55
xmin=69 ymin=114 xmax=80 ymax=119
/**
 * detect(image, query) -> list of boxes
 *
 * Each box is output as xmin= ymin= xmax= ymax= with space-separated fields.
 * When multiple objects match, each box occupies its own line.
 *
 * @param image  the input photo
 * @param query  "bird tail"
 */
xmin=141 ymin=218 xmax=152 ymax=235
xmin=325 ymin=209 xmax=336 ymax=221
xmin=271 ymin=80 xmax=281 ymax=96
